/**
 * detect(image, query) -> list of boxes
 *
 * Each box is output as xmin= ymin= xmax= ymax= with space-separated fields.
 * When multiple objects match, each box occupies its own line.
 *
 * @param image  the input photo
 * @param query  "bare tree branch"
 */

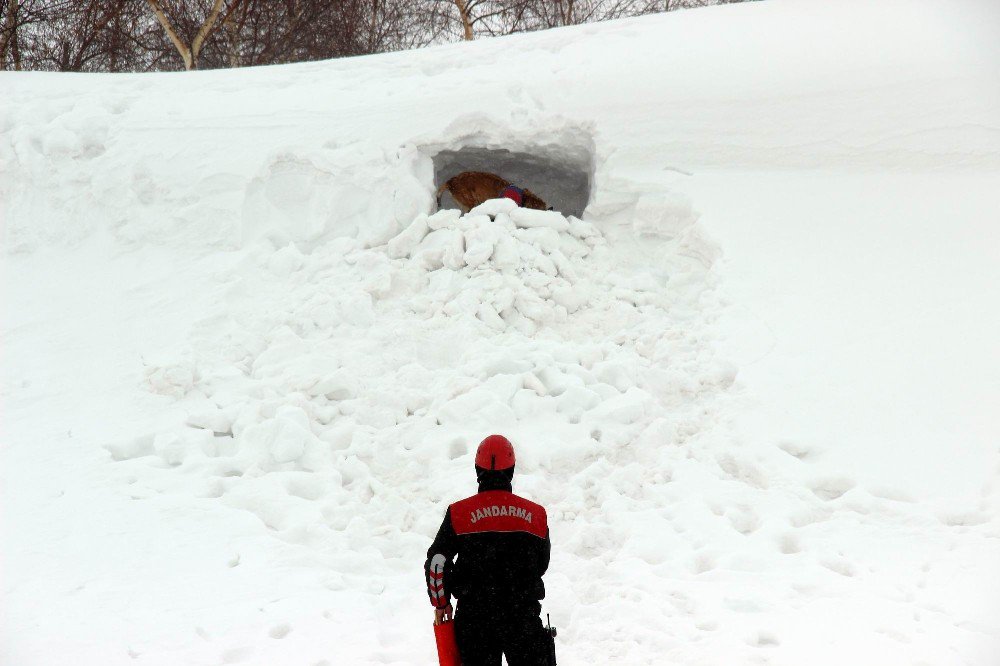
xmin=144 ymin=0 xmax=237 ymax=70
xmin=5 ymin=0 xmax=762 ymax=73
xmin=190 ymin=0 xmax=225 ymax=65
xmin=145 ymin=0 xmax=191 ymax=68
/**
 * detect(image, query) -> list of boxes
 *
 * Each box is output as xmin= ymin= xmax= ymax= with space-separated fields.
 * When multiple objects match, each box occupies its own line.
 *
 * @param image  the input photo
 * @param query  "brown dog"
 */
xmin=435 ymin=171 xmax=549 ymax=213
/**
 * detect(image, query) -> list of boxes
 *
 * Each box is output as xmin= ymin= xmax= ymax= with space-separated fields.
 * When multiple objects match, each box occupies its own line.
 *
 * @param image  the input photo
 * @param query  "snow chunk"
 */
xmin=586 ymin=387 xmax=653 ymax=424
xmin=310 ymin=369 xmax=358 ymax=400
xmin=463 ymin=219 xmax=501 ymax=268
xmin=186 ymin=408 xmax=233 ymax=435
xmin=267 ymin=243 xmax=305 ymax=275
xmin=468 ymin=197 xmax=519 ymax=217
xmin=509 ymin=207 xmax=570 ymax=231
xmin=427 ymin=208 xmax=462 ymax=230
xmin=556 ymin=385 xmax=602 ymax=422
xmin=239 ymin=406 xmax=319 ymax=469
xmin=387 ymin=214 xmax=429 ymax=259
xmin=593 ymin=359 xmax=637 ymax=392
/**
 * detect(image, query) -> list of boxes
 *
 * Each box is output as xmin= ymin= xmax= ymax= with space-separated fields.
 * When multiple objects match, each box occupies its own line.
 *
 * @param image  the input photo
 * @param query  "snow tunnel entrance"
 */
xmin=432 ymin=146 xmax=592 ymax=219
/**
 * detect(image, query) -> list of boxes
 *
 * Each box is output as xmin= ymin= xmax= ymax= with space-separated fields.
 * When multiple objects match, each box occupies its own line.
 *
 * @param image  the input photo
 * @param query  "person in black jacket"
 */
xmin=425 ymin=434 xmax=551 ymax=665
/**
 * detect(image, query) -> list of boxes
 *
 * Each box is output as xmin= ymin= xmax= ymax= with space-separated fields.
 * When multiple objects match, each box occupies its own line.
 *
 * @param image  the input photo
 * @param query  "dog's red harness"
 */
xmin=500 ymin=185 xmax=526 ymax=206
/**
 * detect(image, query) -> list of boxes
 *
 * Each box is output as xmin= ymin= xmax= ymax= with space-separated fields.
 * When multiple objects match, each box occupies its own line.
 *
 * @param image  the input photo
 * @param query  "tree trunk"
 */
xmin=190 ymin=0 xmax=225 ymax=68
xmin=145 ymin=0 xmax=192 ymax=69
xmin=145 ymin=0 xmax=227 ymax=70
xmin=454 ymin=0 xmax=473 ymax=40
xmin=0 ymin=0 xmax=19 ymax=67
xmin=225 ymin=14 xmax=239 ymax=68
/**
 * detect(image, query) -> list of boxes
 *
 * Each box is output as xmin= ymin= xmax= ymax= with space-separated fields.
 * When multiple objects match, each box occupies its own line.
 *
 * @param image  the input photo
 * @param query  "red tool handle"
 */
xmin=434 ymin=618 xmax=461 ymax=666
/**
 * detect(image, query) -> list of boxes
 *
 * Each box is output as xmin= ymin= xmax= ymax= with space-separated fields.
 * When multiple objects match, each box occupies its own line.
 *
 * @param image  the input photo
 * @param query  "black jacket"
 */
xmin=425 ymin=482 xmax=550 ymax=611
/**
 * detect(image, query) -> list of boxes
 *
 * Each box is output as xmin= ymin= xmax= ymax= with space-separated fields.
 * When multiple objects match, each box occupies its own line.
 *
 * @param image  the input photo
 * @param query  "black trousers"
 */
xmin=454 ymin=601 xmax=547 ymax=666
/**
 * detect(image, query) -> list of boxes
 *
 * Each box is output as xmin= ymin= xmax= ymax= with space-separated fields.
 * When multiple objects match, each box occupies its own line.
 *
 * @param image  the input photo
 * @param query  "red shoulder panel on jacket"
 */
xmin=450 ymin=491 xmax=547 ymax=539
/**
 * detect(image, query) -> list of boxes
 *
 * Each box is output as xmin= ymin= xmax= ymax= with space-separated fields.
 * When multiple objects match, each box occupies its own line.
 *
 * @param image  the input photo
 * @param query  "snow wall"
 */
xmin=5 ymin=100 xmax=675 ymax=256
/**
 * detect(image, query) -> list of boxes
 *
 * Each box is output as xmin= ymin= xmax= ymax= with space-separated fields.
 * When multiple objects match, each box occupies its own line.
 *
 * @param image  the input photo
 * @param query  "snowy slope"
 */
xmin=2 ymin=1 xmax=1000 ymax=665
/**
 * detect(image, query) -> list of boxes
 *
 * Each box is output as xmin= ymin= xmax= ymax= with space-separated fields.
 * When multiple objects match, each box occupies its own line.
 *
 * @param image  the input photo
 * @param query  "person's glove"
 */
xmin=433 ymin=603 xmax=453 ymax=625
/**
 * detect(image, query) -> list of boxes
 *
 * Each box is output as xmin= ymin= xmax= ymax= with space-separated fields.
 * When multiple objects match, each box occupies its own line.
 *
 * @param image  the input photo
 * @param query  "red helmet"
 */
xmin=475 ymin=434 xmax=515 ymax=471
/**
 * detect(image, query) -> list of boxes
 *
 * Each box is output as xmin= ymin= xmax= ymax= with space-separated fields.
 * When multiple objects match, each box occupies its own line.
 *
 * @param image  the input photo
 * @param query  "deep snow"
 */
xmin=2 ymin=1 xmax=999 ymax=665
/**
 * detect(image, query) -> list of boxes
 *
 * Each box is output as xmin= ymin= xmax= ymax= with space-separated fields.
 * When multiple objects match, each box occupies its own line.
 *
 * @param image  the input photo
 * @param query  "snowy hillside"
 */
xmin=3 ymin=1 xmax=1000 ymax=665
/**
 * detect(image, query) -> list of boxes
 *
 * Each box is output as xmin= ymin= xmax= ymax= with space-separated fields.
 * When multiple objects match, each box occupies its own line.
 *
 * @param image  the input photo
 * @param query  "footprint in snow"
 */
xmin=221 ymin=646 xmax=254 ymax=663
xmin=810 ymin=476 xmax=856 ymax=501
xmin=778 ymin=533 xmax=801 ymax=554
xmin=749 ymin=631 xmax=780 ymax=647
xmin=692 ymin=552 xmax=716 ymax=574
xmin=269 ymin=623 xmax=292 ymax=639
xmin=726 ymin=505 xmax=762 ymax=535
xmin=448 ymin=437 xmax=467 ymax=460
xmin=777 ymin=440 xmax=819 ymax=462
xmin=939 ymin=511 xmax=988 ymax=527
xmin=821 ymin=557 xmax=857 ymax=578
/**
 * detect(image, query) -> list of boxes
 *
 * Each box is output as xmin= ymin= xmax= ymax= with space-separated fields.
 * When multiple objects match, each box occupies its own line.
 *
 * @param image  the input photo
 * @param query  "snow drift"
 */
xmin=2 ymin=1 xmax=999 ymax=665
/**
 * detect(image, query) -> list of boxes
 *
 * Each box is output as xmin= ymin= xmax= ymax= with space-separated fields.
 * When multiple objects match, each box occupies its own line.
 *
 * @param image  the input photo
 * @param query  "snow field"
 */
xmin=3 ymin=0 xmax=1000 ymax=664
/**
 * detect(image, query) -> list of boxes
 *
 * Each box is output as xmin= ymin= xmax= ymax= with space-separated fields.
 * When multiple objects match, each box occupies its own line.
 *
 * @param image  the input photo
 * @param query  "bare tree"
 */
xmin=144 ymin=0 xmax=239 ymax=70
xmin=3 ymin=0 xmax=761 ymax=73
xmin=26 ymin=1 xmax=124 ymax=71
xmin=458 ymin=0 xmax=529 ymax=38
xmin=198 ymin=1 xmax=370 ymax=68
xmin=106 ymin=3 xmax=165 ymax=72
xmin=356 ymin=0 xmax=430 ymax=55
xmin=525 ymin=0 xmax=641 ymax=29
xmin=1 ymin=0 xmax=61 ymax=70
xmin=0 ymin=0 xmax=17 ymax=66
xmin=417 ymin=0 xmax=522 ymax=41
xmin=5 ymin=1 xmax=168 ymax=72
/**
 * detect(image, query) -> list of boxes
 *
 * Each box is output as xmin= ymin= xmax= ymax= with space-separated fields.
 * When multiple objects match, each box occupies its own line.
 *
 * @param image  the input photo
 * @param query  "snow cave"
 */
xmin=431 ymin=145 xmax=593 ymax=219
